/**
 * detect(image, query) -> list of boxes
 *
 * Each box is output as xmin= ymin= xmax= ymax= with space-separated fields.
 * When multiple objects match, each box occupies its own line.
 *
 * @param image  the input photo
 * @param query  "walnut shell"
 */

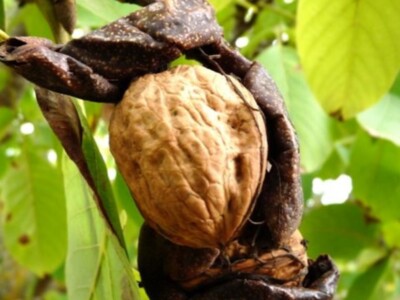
xmin=109 ymin=65 xmax=267 ymax=248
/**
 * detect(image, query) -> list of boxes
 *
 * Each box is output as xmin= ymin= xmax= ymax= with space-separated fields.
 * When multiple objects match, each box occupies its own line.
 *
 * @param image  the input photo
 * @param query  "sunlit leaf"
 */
xmin=257 ymin=45 xmax=334 ymax=173
xmin=349 ymin=131 xmax=400 ymax=221
xmin=63 ymin=155 xmax=140 ymax=300
xmin=345 ymin=256 xmax=394 ymax=300
xmin=300 ymin=203 xmax=378 ymax=260
xmin=382 ymin=221 xmax=400 ymax=248
xmin=43 ymin=290 xmax=68 ymax=300
xmin=1 ymin=146 xmax=67 ymax=276
xmin=358 ymin=74 xmax=400 ymax=146
xmin=297 ymin=0 xmax=400 ymax=119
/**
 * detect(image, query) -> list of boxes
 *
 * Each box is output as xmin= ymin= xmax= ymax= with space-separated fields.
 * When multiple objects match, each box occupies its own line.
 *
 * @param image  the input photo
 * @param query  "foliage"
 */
xmin=0 ymin=0 xmax=399 ymax=299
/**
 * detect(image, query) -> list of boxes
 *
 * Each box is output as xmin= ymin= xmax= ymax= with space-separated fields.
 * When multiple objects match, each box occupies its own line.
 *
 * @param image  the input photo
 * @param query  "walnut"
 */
xmin=110 ymin=65 xmax=267 ymax=248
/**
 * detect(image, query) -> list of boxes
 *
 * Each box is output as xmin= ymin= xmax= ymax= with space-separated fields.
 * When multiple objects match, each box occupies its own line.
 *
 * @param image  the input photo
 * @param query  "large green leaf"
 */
xmin=78 ymin=105 xmax=126 ymax=250
xmin=1 ymin=145 xmax=67 ymax=276
xmin=35 ymin=89 xmax=126 ymax=251
xmin=345 ymin=256 xmax=394 ymax=300
xmin=349 ymin=132 xmax=400 ymax=221
xmin=358 ymin=74 xmax=400 ymax=146
xmin=257 ymin=45 xmax=334 ymax=173
xmin=63 ymin=155 xmax=140 ymax=300
xmin=300 ymin=203 xmax=378 ymax=260
xmin=297 ymin=0 xmax=400 ymax=119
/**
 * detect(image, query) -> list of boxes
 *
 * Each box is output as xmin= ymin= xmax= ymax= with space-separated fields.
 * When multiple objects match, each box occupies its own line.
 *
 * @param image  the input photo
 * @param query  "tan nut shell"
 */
xmin=109 ymin=65 xmax=267 ymax=248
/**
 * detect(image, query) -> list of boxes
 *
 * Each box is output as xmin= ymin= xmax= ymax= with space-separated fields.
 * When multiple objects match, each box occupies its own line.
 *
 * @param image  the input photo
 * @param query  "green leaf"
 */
xmin=63 ymin=155 xmax=140 ymax=300
xmin=345 ymin=256 xmax=394 ymax=300
xmin=113 ymin=172 xmax=143 ymax=260
xmin=297 ymin=0 xmax=400 ymax=119
xmin=44 ymin=291 xmax=68 ymax=300
xmin=77 ymin=104 xmax=126 ymax=250
xmin=0 ymin=107 xmax=15 ymax=140
xmin=301 ymin=173 xmax=313 ymax=201
xmin=215 ymin=2 xmax=236 ymax=41
xmin=0 ymin=0 xmax=5 ymax=30
xmin=35 ymin=88 xmax=125 ymax=252
xmin=358 ymin=74 xmax=400 ymax=146
xmin=316 ymin=144 xmax=349 ymax=180
xmin=382 ymin=220 xmax=400 ymax=248
xmin=348 ymin=131 xmax=400 ymax=221
xmin=209 ymin=0 xmax=233 ymax=13
xmin=15 ymin=3 xmax=53 ymax=39
xmin=113 ymin=171 xmax=143 ymax=229
xmin=1 ymin=146 xmax=67 ymax=276
xmin=241 ymin=8 xmax=284 ymax=58
xmin=133 ymin=269 xmax=149 ymax=300
xmin=300 ymin=203 xmax=378 ymax=260
xmin=256 ymin=45 xmax=334 ymax=173
xmin=77 ymin=0 xmax=138 ymax=24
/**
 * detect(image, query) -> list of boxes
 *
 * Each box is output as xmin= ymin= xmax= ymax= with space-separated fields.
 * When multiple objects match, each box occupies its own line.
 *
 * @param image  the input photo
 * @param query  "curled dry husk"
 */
xmin=178 ymin=230 xmax=308 ymax=291
xmin=0 ymin=0 xmax=222 ymax=103
xmin=138 ymin=223 xmax=339 ymax=300
xmin=110 ymin=65 xmax=267 ymax=248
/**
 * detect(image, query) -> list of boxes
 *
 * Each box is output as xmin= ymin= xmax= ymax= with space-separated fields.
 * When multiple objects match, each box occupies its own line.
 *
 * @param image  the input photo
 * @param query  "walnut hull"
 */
xmin=177 ymin=230 xmax=309 ymax=291
xmin=109 ymin=65 xmax=267 ymax=249
xmin=138 ymin=223 xmax=339 ymax=300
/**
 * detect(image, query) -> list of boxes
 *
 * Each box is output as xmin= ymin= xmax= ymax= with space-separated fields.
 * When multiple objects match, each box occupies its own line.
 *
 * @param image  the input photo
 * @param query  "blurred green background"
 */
xmin=0 ymin=0 xmax=400 ymax=299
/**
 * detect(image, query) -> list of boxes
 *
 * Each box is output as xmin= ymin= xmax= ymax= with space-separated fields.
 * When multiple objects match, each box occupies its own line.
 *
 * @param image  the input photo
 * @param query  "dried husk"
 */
xmin=110 ymin=65 xmax=267 ymax=248
xmin=178 ymin=230 xmax=308 ymax=291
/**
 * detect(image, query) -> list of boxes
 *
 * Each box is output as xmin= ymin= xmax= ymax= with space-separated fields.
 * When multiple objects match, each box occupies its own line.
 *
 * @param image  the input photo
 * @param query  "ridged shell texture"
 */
xmin=110 ymin=65 xmax=267 ymax=248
